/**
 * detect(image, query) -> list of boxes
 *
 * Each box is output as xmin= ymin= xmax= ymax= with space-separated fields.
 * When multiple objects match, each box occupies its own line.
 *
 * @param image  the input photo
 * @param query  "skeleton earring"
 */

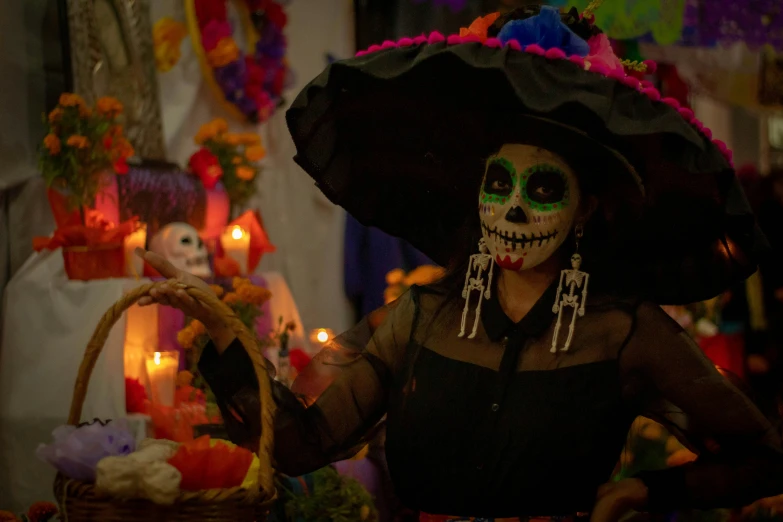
xmin=551 ymin=223 xmax=590 ymax=353
xmin=458 ymin=238 xmax=495 ymax=339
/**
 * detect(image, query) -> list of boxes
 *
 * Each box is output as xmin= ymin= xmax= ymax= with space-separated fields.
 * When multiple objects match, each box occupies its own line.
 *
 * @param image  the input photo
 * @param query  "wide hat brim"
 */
xmin=286 ymin=38 xmax=767 ymax=304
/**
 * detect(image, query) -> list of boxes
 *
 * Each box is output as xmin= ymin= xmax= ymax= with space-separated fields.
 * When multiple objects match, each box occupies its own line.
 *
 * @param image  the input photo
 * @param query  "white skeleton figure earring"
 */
xmin=551 ymin=224 xmax=590 ymax=353
xmin=458 ymin=238 xmax=495 ymax=339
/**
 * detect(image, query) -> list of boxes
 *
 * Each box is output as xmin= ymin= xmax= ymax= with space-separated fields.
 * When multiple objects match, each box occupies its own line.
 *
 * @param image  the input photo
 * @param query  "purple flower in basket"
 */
xmin=498 ymin=5 xmax=590 ymax=57
xmin=36 ymin=419 xmax=136 ymax=482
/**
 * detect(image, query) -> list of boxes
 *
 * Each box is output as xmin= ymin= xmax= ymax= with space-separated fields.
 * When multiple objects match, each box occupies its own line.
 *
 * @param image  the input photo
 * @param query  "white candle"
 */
xmin=145 ymin=351 xmax=178 ymax=407
xmin=124 ymin=224 xmax=147 ymax=277
xmin=309 ymin=328 xmax=335 ymax=352
xmin=220 ymin=225 xmax=250 ymax=275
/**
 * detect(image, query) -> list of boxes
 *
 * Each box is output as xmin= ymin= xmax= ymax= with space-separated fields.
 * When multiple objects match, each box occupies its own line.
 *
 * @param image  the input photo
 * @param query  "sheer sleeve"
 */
xmin=619 ymin=302 xmax=783 ymax=511
xmin=198 ymin=291 xmax=414 ymax=476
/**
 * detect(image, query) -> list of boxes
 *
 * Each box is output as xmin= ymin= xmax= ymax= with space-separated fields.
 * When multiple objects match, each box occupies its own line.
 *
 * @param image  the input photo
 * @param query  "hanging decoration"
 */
xmin=153 ymin=17 xmax=189 ymax=72
xmin=185 ymin=0 xmax=289 ymax=123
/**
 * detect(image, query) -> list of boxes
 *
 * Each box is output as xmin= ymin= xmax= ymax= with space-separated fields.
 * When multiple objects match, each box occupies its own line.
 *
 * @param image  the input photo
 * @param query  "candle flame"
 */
xmin=316 ymin=329 xmax=329 ymax=343
xmin=154 ymin=351 xmax=161 ymax=365
xmin=231 ymin=226 xmax=245 ymax=240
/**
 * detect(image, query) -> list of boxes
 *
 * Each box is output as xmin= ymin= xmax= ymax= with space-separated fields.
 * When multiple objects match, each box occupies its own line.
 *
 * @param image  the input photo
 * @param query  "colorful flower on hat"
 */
xmin=459 ymin=12 xmax=500 ymax=41
xmin=585 ymin=33 xmax=624 ymax=75
xmin=187 ymin=0 xmax=289 ymax=123
xmin=497 ymin=5 xmax=590 ymax=56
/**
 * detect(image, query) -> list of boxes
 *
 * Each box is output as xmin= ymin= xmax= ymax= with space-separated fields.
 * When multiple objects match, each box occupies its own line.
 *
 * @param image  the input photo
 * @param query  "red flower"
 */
xmin=27 ymin=501 xmax=58 ymax=522
xmin=245 ymin=57 xmax=266 ymax=86
xmin=113 ymin=156 xmax=129 ymax=175
xmin=194 ymin=0 xmax=226 ymax=27
xmin=103 ymin=135 xmax=113 ymax=149
xmin=264 ymin=2 xmax=288 ymax=29
xmin=272 ymin=67 xmax=286 ymax=97
xmin=201 ymin=19 xmax=232 ymax=52
xmin=189 ymin=148 xmax=223 ymax=190
xmin=125 ymin=378 xmax=148 ymax=414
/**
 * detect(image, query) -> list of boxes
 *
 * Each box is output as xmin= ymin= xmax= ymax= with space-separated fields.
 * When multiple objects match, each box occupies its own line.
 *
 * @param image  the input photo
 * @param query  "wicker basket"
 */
xmin=54 ymin=282 xmax=276 ymax=521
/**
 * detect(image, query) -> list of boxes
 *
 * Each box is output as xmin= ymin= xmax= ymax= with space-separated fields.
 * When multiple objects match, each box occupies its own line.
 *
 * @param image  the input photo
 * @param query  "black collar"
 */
xmin=481 ymin=278 xmax=560 ymax=342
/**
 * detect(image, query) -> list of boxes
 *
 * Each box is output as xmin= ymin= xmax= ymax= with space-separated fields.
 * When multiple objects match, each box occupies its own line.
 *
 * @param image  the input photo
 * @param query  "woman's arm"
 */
xmin=620 ymin=302 xmax=783 ymax=512
xmin=199 ymin=292 xmax=414 ymax=477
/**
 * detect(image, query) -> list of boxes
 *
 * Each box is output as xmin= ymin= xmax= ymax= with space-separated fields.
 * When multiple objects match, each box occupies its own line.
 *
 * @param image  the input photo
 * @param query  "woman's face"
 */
xmin=478 ymin=143 xmax=581 ymax=271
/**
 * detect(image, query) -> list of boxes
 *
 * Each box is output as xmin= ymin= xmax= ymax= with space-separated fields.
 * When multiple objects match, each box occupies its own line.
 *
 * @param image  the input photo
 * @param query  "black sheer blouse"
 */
xmin=199 ymin=283 xmax=783 ymax=518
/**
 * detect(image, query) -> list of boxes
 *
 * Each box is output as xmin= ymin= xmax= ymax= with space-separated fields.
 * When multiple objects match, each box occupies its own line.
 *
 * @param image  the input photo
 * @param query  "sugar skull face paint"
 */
xmin=479 ymin=144 xmax=580 ymax=271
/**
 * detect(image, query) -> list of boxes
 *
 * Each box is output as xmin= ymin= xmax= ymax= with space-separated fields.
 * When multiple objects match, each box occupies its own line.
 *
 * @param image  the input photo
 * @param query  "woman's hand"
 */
xmin=135 ymin=248 xmax=235 ymax=352
xmin=590 ymin=479 xmax=648 ymax=522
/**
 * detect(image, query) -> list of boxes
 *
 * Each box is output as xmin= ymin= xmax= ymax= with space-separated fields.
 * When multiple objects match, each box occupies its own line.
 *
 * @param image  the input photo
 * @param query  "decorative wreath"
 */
xmin=186 ymin=0 xmax=289 ymax=123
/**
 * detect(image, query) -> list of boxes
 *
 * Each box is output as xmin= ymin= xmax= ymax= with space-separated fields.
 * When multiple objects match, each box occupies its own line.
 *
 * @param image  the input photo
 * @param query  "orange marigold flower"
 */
xmin=237 ymin=283 xmax=272 ymax=306
xmin=0 ymin=511 xmax=18 ymax=521
xmin=113 ymin=137 xmax=135 ymax=159
xmin=245 ymin=144 xmax=266 ymax=162
xmin=206 ymin=38 xmax=240 ymax=68
xmin=232 ymin=156 xmax=242 ymax=165
xmin=211 ymin=118 xmax=228 ymax=134
xmin=96 ymin=96 xmax=124 ymax=117
xmin=209 ymin=284 xmax=225 ymax=297
xmin=48 ymin=107 xmax=63 ymax=123
xmin=194 ymin=118 xmax=228 ymax=145
xmin=59 ymin=93 xmax=86 ymax=108
xmin=177 ymin=327 xmax=196 ymax=350
xmin=43 ymin=134 xmax=61 ymax=155
xmin=232 ymin=277 xmax=251 ymax=290
xmin=223 ymin=133 xmax=242 ymax=146
xmin=27 ymin=501 xmax=58 ymax=522
xmin=78 ymin=105 xmax=92 ymax=118
xmin=235 ymin=166 xmax=255 ymax=181
xmin=66 ymin=135 xmax=90 ymax=149
xmin=190 ymin=320 xmax=206 ymax=337
xmin=176 ymin=370 xmax=194 ymax=387
xmin=238 ymin=133 xmax=261 ymax=145
xmin=222 ymin=292 xmax=241 ymax=305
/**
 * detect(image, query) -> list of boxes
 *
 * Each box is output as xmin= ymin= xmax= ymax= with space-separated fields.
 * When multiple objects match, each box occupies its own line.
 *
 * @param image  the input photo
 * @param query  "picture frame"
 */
xmin=65 ymin=0 xmax=166 ymax=159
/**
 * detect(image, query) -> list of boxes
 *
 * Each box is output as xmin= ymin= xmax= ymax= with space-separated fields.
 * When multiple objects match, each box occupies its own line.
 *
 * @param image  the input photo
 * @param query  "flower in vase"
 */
xmin=237 ymin=283 xmax=272 ymax=306
xmin=232 ymin=277 xmax=251 ymax=290
xmin=66 ymin=135 xmax=90 ymax=150
xmin=58 ymin=93 xmax=86 ymax=109
xmin=43 ymin=134 xmax=61 ymax=155
xmin=245 ymin=144 xmax=266 ymax=162
xmin=27 ymin=501 xmax=58 ymax=522
xmin=48 ymin=107 xmax=63 ymax=123
xmin=96 ymin=96 xmax=124 ymax=118
xmin=189 ymin=148 xmax=223 ymax=190
xmin=235 ymin=166 xmax=255 ymax=181
xmin=222 ymin=291 xmax=241 ymax=305
xmin=209 ymin=284 xmax=225 ymax=297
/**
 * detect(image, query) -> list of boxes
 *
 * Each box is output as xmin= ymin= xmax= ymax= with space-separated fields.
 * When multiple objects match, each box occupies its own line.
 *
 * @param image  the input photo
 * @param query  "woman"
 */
xmin=139 ymin=5 xmax=783 ymax=522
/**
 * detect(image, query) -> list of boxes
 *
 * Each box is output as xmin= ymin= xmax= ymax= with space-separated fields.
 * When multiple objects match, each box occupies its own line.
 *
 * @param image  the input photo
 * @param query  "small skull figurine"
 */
xmin=149 ymin=223 xmax=212 ymax=277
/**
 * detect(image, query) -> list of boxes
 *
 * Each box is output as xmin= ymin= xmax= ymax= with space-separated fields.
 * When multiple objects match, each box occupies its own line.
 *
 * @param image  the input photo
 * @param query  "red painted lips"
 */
xmin=496 ymin=254 xmax=524 ymax=270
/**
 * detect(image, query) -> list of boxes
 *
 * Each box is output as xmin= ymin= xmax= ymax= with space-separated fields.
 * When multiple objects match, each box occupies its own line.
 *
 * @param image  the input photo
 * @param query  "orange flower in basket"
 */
xmin=190 ymin=319 xmax=206 ymax=337
xmin=66 ymin=135 xmax=90 ymax=150
xmin=222 ymin=291 xmax=241 ymax=305
xmin=168 ymin=436 xmax=254 ymax=490
xmin=209 ymin=284 xmax=225 ymax=297
xmin=58 ymin=93 xmax=86 ymax=108
xmin=232 ymin=277 xmax=251 ymax=290
xmin=245 ymin=144 xmax=266 ymax=162
xmin=177 ymin=327 xmax=197 ymax=350
xmin=237 ymin=283 xmax=272 ymax=306
xmin=43 ymin=134 xmax=61 ymax=155
xmin=96 ymin=96 xmax=124 ymax=118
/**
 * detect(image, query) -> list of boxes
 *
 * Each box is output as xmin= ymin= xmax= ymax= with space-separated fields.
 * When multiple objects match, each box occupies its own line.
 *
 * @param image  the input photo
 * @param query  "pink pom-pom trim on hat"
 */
xmin=485 ymin=37 xmax=502 ymax=48
xmin=643 ymin=60 xmax=658 ymax=74
xmin=569 ymin=55 xmax=585 ymax=67
xmin=692 ymin=118 xmax=704 ymax=130
xmin=713 ymin=139 xmax=728 ymax=153
xmin=397 ymin=37 xmax=414 ymax=47
xmin=642 ymin=88 xmax=661 ymax=101
xmin=428 ymin=31 xmax=446 ymax=44
xmin=413 ymin=35 xmax=427 ymax=45
xmin=622 ymin=76 xmax=641 ymax=89
xmin=661 ymin=97 xmax=681 ymax=109
xmin=447 ymin=34 xmax=463 ymax=45
xmin=703 ymin=127 xmax=713 ymax=139
xmin=381 ymin=40 xmax=398 ymax=50
xmin=368 ymin=44 xmax=382 ymax=53
xmin=544 ymin=48 xmax=566 ymax=60
xmin=462 ymin=34 xmax=482 ymax=44
xmin=524 ymin=44 xmax=545 ymax=55
xmin=678 ymin=107 xmax=695 ymax=121
xmin=507 ymin=40 xmax=523 ymax=51
xmin=355 ymin=50 xmax=368 ymax=57
xmin=590 ymin=64 xmax=609 ymax=76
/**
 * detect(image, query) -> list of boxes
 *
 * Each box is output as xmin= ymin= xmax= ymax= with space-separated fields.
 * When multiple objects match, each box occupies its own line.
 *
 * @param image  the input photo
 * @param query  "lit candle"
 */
xmin=124 ymin=224 xmax=147 ymax=277
xmin=145 ymin=351 xmax=178 ymax=407
xmin=220 ymin=225 xmax=250 ymax=275
xmin=309 ymin=328 xmax=335 ymax=351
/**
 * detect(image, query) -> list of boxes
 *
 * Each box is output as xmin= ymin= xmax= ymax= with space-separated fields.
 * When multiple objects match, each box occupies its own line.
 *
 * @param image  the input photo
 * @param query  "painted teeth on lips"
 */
xmin=481 ymin=223 xmax=558 ymax=247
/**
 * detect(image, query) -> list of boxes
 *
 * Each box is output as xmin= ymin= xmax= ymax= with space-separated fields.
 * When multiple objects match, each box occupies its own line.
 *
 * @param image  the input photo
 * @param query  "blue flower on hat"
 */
xmin=497 ymin=6 xmax=590 ymax=57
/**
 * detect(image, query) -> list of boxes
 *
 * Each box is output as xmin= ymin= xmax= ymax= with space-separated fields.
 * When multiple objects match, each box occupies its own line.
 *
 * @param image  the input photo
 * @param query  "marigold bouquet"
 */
xmin=189 ymin=118 xmax=265 ymax=213
xmin=39 ymin=93 xmax=134 ymax=210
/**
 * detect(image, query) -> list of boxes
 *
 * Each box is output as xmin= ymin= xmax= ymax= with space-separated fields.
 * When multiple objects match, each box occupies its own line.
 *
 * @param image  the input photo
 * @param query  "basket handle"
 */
xmin=67 ymin=281 xmax=276 ymax=495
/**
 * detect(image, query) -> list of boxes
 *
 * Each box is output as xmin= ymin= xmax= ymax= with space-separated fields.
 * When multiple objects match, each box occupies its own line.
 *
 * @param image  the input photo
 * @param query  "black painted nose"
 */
xmin=505 ymin=206 xmax=528 ymax=223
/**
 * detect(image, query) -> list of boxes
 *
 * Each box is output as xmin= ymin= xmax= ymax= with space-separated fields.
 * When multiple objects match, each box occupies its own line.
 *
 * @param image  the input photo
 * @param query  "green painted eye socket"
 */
xmin=521 ymin=164 xmax=569 ymax=211
xmin=481 ymin=157 xmax=516 ymax=204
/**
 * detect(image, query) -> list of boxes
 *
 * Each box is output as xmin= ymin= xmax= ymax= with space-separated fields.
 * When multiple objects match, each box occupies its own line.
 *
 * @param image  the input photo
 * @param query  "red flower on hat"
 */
xmin=189 ymin=148 xmax=223 ymax=189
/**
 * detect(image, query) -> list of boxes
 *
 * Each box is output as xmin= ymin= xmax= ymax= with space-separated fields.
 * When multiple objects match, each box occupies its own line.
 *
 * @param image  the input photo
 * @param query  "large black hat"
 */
xmin=286 ymin=6 xmax=766 ymax=304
